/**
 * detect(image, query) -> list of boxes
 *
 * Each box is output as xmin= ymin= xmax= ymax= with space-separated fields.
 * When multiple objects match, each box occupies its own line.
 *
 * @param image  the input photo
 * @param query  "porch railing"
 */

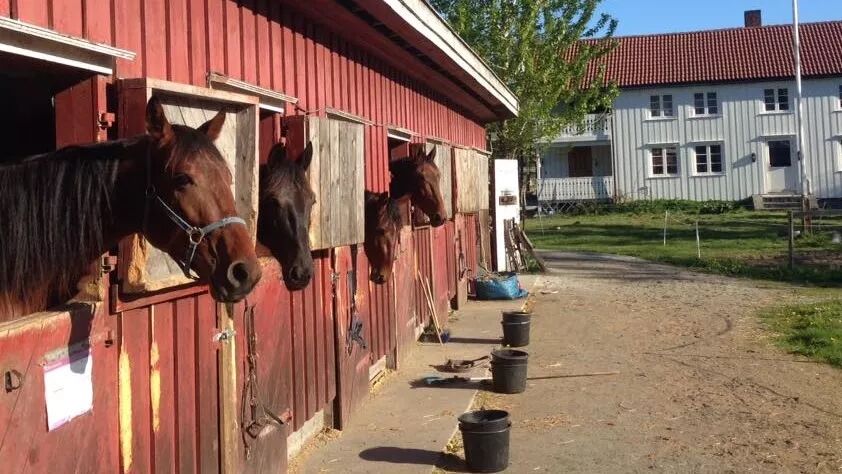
xmin=554 ymin=113 xmax=611 ymax=142
xmin=537 ymin=176 xmax=614 ymax=202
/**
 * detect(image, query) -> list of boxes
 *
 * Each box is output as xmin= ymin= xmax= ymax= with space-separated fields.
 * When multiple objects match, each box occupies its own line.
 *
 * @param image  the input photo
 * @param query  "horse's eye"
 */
xmin=173 ymin=173 xmax=193 ymax=189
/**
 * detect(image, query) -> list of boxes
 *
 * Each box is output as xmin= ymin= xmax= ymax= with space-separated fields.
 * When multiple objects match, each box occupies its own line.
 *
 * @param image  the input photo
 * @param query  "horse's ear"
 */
xmin=146 ymin=96 xmax=173 ymax=141
xmin=425 ymin=147 xmax=436 ymax=162
xmin=198 ymin=110 xmax=226 ymax=141
xmin=267 ymin=142 xmax=286 ymax=167
xmin=299 ymin=141 xmax=313 ymax=171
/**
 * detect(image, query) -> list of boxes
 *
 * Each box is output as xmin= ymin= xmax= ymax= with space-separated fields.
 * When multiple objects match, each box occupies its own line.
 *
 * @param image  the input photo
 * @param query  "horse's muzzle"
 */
xmin=212 ymin=259 xmax=262 ymax=302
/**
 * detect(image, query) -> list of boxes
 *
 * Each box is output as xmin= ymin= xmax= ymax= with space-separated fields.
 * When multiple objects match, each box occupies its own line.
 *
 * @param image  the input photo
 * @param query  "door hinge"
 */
xmin=98 ymin=112 xmax=116 ymax=130
xmin=101 ymin=255 xmax=118 ymax=274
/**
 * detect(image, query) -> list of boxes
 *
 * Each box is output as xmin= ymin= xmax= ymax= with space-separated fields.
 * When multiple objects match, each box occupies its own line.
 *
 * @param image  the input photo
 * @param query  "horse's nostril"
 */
xmin=228 ymin=261 xmax=251 ymax=287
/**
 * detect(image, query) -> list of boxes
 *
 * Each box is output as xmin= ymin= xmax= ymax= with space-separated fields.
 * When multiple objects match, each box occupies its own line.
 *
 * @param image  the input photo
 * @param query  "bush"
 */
xmin=608 ymin=199 xmax=743 ymax=215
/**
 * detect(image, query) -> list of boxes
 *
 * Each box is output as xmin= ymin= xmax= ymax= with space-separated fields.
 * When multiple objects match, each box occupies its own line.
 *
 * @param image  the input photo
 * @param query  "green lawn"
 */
xmin=524 ymin=208 xmax=842 ymax=368
xmin=762 ymin=300 xmax=842 ymax=368
xmin=524 ymin=210 xmax=842 ymax=285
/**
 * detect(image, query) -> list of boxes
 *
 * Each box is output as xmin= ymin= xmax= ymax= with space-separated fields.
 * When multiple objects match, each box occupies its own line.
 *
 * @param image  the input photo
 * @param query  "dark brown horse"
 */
xmin=0 ymin=96 xmax=261 ymax=320
xmin=364 ymin=191 xmax=402 ymax=284
xmin=389 ymin=146 xmax=447 ymax=227
xmin=257 ymin=141 xmax=316 ymax=290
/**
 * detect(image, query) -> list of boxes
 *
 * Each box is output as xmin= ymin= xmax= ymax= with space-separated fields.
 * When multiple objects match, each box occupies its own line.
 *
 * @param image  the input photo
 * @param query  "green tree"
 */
xmin=432 ymin=0 xmax=618 ymax=188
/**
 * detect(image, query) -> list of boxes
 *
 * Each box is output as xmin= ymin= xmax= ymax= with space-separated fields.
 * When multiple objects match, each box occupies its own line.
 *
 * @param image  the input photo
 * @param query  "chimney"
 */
xmin=744 ymin=10 xmax=762 ymax=28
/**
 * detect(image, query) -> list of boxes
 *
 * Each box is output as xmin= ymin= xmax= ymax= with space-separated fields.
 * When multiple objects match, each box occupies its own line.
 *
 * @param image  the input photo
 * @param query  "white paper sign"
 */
xmin=44 ymin=350 xmax=93 ymax=431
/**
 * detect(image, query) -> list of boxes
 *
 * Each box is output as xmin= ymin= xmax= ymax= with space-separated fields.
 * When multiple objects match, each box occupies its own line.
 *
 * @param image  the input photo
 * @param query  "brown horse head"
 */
xmin=257 ymin=141 xmax=315 ymax=290
xmin=0 ymin=96 xmax=261 ymax=318
xmin=141 ymin=97 xmax=261 ymax=302
xmin=389 ymin=146 xmax=446 ymax=227
xmin=364 ymin=191 xmax=402 ymax=284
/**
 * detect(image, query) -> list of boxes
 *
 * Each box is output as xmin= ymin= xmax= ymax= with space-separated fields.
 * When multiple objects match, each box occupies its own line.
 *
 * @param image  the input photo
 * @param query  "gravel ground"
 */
xmin=443 ymin=251 xmax=842 ymax=473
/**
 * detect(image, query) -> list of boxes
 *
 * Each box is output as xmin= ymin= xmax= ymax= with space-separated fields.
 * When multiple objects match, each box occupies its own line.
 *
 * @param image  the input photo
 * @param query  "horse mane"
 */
xmin=0 ymin=140 xmax=128 ymax=305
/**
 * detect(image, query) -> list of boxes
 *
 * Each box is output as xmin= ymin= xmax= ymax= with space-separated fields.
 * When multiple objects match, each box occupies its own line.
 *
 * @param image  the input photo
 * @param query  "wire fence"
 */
xmin=659 ymin=209 xmax=842 ymax=272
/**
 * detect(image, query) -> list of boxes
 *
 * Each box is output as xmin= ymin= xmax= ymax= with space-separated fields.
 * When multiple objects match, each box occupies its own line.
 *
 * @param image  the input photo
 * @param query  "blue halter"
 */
xmin=145 ymin=146 xmax=247 ymax=279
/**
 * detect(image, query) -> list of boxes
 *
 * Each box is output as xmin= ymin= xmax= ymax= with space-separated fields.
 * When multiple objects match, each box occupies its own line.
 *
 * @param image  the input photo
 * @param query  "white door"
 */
xmin=765 ymin=139 xmax=799 ymax=193
xmin=494 ymin=159 xmax=520 ymax=272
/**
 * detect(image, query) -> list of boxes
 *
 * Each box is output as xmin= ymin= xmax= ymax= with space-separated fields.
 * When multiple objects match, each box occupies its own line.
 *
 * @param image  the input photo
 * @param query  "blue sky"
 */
xmin=595 ymin=0 xmax=842 ymax=37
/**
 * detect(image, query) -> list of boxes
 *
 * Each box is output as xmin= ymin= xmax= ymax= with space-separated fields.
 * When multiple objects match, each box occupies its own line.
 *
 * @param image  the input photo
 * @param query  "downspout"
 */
xmin=608 ymin=111 xmax=619 ymax=201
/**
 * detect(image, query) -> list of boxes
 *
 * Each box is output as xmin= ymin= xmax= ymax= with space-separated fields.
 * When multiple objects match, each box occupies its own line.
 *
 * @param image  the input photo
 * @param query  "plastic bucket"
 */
xmin=501 ymin=311 xmax=531 ymax=347
xmin=458 ymin=410 xmax=511 ymax=473
xmin=491 ymin=349 xmax=528 ymax=394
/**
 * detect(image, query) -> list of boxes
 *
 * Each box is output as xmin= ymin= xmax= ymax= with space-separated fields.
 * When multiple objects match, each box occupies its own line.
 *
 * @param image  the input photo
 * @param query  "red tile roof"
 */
xmin=582 ymin=21 xmax=842 ymax=88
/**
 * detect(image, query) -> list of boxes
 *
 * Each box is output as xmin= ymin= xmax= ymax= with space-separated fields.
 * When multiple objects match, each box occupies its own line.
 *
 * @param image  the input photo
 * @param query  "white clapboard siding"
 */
xmin=549 ymin=76 xmax=842 ymax=201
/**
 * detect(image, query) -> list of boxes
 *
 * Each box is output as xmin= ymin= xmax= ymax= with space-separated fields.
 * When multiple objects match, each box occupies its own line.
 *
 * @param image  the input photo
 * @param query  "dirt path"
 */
xmin=472 ymin=251 xmax=842 ymax=473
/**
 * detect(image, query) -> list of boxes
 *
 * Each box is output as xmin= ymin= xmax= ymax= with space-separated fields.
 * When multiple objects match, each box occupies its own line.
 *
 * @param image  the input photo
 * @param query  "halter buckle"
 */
xmin=188 ymin=228 xmax=205 ymax=246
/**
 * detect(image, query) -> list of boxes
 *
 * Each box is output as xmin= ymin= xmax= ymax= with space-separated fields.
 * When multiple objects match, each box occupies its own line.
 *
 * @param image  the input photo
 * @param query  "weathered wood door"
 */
xmin=333 ymin=246 xmax=371 ymax=429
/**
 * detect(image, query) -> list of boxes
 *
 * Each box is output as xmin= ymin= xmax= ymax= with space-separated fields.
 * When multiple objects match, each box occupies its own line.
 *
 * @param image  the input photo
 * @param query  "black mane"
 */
xmin=0 ymin=140 xmax=128 ymax=303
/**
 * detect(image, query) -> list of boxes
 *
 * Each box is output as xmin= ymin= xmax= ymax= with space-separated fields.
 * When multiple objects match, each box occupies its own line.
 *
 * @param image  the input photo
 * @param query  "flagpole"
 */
xmin=792 ymin=0 xmax=808 ymax=202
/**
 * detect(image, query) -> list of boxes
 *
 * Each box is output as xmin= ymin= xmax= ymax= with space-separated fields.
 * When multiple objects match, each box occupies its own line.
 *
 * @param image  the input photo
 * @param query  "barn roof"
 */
xmin=295 ymin=0 xmax=518 ymax=122
xmin=582 ymin=20 xmax=842 ymax=88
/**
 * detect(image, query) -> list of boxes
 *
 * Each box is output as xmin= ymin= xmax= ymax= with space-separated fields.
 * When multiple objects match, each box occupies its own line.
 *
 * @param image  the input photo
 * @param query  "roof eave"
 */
xmin=359 ymin=0 xmax=519 ymax=120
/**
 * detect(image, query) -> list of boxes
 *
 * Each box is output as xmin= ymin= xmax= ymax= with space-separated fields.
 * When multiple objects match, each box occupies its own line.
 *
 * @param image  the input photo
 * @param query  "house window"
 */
xmin=838 ymin=85 xmax=842 ymax=108
xmin=768 ymin=140 xmax=792 ymax=167
xmin=764 ymin=88 xmax=789 ymax=112
xmin=694 ymin=92 xmax=718 ymax=115
xmin=650 ymin=94 xmax=674 ymax=117
xmin=694 ymin=144 xmax=724 ymax=174
xmin=651 ymin=146 xmax=678 ymax=176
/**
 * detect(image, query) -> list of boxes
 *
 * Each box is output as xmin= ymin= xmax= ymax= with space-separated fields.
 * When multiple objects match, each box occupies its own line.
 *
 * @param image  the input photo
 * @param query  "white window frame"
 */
xmin=763 ymin=88 xmax=790 ymax=112
xmin=649 ymin=94 xmax=674 ymax=118
xmin=692 ymin=143 xmax=725 ymax=176
xmin=693 ymin=91 xmax=719 ymax=116
xmin=648 ymin=145 xmax=680 ymax=178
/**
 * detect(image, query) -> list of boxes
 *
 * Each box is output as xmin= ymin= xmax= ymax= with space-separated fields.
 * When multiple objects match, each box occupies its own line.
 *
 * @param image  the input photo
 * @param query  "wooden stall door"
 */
xmin=333 ymin=246 xmax=371 ymax=429
xmin=431 ymin=225 xmax=451 ymax=318
xmin=116 ymin=292 xmax=222 ymax=474
xmin=393 ymin=226 xmax=417 ymax=366
xmin=0 ymin=75 xmax=118 ymax=472
xmin=234 ymin=260 xmax=290 ymax=474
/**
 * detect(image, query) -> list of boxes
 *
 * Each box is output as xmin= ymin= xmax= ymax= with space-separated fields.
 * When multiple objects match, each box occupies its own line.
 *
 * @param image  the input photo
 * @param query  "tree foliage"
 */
xmin=431 ymin=0 xmax=618 ymax=162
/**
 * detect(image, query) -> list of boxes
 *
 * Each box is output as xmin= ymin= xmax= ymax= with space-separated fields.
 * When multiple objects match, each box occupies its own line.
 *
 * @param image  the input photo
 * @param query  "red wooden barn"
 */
xmin=0 ymin=0 xmax=516 ymax=472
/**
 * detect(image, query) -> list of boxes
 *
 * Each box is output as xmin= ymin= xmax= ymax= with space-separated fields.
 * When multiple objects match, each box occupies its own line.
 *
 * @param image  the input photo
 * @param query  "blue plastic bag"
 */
xmin=475 ymin=272 xmax=528 ymax=300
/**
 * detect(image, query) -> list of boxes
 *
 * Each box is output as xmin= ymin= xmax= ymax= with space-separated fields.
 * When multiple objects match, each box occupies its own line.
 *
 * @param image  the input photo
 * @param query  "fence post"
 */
xmin=788 ymin=210 xmax=795 ymax=270
xmin=695 ymin=220 xmax=701 ymax=259
xmin=663 ymin=211 xmax=668 ymax=246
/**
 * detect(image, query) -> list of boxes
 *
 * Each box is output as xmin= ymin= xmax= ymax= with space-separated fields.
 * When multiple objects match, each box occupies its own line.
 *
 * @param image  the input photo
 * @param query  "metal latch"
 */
xmin=213 ymin=328 xmax=236 ymax=342
xmin=101 ymin=255 xmax=118 ymax=274
xmin=98 ymin=112 xmax=116 ymax=130
xmin=4 ymin=369 xmax=23 ymax=392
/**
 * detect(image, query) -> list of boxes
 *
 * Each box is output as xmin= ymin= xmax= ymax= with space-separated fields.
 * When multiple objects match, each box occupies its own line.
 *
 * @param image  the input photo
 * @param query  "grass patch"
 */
xmin=762 ymin=300 xmax=842 ymax=367
xmin=524 ymin=209 xmax=842 ymax=285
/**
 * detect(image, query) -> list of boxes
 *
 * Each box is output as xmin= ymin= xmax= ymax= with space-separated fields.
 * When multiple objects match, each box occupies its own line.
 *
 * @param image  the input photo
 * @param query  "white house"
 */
xmin=539 ymin=11 xmax=842 ymax=207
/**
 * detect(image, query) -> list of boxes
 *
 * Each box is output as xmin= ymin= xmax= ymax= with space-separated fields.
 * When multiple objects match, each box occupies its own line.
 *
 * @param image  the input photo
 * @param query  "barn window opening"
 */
xmin=0 ymin=52 xmax=93 ymax=160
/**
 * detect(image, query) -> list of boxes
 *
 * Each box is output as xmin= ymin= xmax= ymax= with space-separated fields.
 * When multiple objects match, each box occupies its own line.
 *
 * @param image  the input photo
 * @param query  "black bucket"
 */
xmin=458 ymin=410 xmax=511 ymax=473
xmin=501 ymin=311 xmax=531 ymax=347
xmin=491 ymin=349 xmax=528 ymax=394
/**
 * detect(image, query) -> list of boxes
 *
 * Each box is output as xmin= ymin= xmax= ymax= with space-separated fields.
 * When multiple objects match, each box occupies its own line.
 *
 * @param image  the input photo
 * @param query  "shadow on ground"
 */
xmin=357 ymin=447 xmax=470 ymax=472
